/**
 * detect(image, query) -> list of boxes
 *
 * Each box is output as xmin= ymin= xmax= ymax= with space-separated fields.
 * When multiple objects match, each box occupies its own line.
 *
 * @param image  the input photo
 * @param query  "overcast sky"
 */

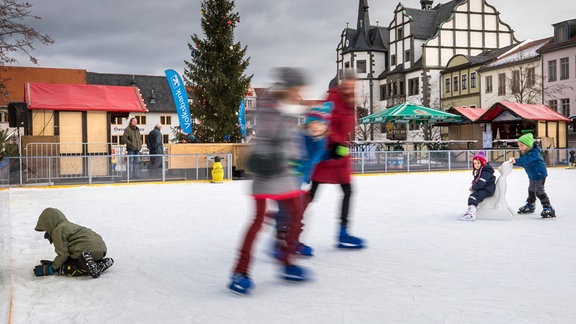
xmin=10 ymin=0 xmax=576 ymax=99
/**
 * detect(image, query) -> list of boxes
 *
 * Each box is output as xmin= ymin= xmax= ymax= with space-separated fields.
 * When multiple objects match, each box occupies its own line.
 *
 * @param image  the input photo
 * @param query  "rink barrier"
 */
xmin=0 ymin=147 xmax=573 ymax=186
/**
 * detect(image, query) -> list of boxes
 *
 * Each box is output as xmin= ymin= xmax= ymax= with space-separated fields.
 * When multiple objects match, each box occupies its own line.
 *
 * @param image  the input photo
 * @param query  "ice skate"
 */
xmin=97 ymin=258 xmax=114 ymax=273
xmin=228 ymin=273 xmax=253 ymax=295
xmin=541 ymin=206 xmax=556 ymax=218
xmin=337 ymin=225 xmax=365 ymax=249
xmin=281 ymin=265 xmax=309 ymax=282
xmin=517 ymin=202 xmax=535 ymax=214
xmin=81 ymin=251 xmax=101 ymax=278
xmin=459 ymin=205 xmax=476 ymax=221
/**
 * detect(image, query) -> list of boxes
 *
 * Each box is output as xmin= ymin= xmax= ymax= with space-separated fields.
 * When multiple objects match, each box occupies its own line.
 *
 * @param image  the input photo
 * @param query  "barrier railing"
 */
xmin=1 ymin=148 xmax=572 ymax=187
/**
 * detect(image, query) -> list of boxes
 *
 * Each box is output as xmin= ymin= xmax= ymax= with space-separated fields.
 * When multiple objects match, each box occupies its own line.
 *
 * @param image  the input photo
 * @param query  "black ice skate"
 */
xmin=81 ymin=251 xmax=101 ymax=278
xmin=541 ymin=206 xmax=556 ymax=218
xmin=97 ymin=258 xmax=114 ymax=274
xmin=517 ymin=202 xmax=535 ymax=214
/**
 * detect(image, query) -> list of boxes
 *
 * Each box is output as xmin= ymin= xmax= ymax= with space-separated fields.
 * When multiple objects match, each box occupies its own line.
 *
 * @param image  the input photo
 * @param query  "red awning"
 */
xmin=478 ymin=102 xmax=571 ymax=122
xmin=448 ymin=107 xmax=489 ymax=122
xmin=25 ymin=82 xmax=147 ymax=113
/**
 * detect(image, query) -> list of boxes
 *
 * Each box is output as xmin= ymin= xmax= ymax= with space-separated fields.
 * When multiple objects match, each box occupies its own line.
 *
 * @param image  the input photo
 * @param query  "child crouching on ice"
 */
xmin=34 ymin=207 xmax=114 ymax=278
xmin=509 ymin=132 xmax=556 ymax=218
xmin=460 ymin=151 xmax=495 ymax=221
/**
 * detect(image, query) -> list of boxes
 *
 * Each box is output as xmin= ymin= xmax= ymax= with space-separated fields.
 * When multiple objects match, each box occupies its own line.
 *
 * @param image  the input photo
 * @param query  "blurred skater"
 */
xmin=228 ymin=67 xmax=310 ymax=295
xmin=307 ymin=69 xmax=365 ymax=249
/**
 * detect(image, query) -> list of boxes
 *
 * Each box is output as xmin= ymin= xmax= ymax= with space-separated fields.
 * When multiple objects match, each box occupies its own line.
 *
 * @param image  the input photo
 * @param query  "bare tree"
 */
xmin=0 ymin=0 xmax=53 ymax=90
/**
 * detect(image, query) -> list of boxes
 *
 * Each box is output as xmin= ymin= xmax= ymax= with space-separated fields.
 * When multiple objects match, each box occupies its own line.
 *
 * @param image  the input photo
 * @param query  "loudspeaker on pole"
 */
xmin=8 ymin=102 xmax=28 ymax=127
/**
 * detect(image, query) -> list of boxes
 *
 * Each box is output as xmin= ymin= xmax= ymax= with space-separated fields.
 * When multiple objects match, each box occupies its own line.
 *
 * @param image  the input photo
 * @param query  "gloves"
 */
xmin=44 ymin=232 xmax=53 ymax=244
xmin=34 ymin=263 xmax=55 ymax=276
xmin=331 ymin=143 xmax=349 ymax=159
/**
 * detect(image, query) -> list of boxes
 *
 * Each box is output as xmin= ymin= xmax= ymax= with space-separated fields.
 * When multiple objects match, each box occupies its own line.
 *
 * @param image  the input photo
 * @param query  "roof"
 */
xmin=478 ymin=102 xmax=571 ymax=122
xmin=447 ymin=107 xmax=489 ymax=122
xmin=87 ymin=72 xmax=176 ymax=113
xmin=25 ymin=82 xmax=147 ymax=113
xmin=403 ymin=0 xmax=462 ymax=40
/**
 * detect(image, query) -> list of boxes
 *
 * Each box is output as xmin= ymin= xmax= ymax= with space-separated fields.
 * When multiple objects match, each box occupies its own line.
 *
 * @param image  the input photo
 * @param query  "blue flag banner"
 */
xmin=238 ymin=97 xmax=246 ymax=139
xmin=165 ymin=69 xmax=192 ymax=134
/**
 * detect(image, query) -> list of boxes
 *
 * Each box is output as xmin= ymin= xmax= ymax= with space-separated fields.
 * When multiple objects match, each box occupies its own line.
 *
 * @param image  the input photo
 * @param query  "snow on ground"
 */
xmin=2 ymin=167 xmax=576 ymax=323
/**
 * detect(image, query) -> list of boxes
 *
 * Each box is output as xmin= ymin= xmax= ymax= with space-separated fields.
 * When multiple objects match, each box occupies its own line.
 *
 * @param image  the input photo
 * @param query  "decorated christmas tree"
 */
xmin=184 ymin=0 xmax=252 ymax=143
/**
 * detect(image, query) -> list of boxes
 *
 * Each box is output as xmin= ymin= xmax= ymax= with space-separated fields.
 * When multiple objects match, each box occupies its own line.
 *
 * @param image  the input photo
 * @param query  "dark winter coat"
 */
xmin=468 ymin=163 xmax=496 ymax=206
xmin=146 ymin=128 xmax=164 ymax=154
xmin=249 ymin=97 xmax=302 ymax=200
xmin=514 ymin=144 xmax=548 ymax=180
xmin=311 ymin=86 xmax=355 ymax=184
xmin=471 ymin=163 xmax=496 ymax=194
xmin=122 ymin=125 xmax=143 ymax=151
xmin=35 ymin=208 xmax=107 ymax=269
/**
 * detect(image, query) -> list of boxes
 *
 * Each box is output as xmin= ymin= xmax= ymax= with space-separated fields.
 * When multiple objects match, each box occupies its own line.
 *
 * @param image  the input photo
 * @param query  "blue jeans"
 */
xmin=127 ymin=150 xmax=141 ymax=177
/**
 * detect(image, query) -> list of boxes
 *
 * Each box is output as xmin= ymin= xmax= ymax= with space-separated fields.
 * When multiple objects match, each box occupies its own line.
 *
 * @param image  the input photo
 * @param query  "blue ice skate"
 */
xmin=337 ymin=225 xmax=365 ymax=249
xmin=281 ymin=265 xmax=309 ymax=282
xmin=228 ymin=273 xmax=253 ymax=295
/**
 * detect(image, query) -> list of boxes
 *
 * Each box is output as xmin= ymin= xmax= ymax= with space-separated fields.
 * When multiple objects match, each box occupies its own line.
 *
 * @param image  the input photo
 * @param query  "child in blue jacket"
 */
xmin=510 ymin=132 xmax=556 ymax=218
xmin=273 ymin=102 xmax=333 ymax=257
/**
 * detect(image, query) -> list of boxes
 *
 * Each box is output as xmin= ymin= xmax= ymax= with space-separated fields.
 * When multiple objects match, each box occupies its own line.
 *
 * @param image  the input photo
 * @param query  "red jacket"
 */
xmin=311 ymin=86 xmax=355 ymax=184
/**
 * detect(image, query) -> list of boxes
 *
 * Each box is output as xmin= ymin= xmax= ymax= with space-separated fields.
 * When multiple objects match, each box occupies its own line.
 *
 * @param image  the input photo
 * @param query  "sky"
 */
xmin=2 ymin=168 xmax=576 ymax=323
xmin=8 ymin=0 xmax=576 ymax=99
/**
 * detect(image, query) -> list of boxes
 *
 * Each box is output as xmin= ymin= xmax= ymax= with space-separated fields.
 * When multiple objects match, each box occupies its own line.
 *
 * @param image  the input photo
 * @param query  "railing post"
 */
xmin=88 ymin=155 xmax=92 ymax=184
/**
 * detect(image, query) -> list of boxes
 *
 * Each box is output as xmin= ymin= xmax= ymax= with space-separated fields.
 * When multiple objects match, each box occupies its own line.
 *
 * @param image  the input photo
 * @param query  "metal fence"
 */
xmin=0 ymin=145 xmax=573 ymax=187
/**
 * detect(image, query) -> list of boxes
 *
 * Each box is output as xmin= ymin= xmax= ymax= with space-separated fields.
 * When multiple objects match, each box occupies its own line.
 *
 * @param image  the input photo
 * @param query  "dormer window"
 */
xmin=555 ymin=25 xmax=568 ymax=42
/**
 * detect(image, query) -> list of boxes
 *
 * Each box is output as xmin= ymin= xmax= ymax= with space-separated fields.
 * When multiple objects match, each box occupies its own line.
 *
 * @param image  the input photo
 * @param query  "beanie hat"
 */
xmin=472 ymin=151 xmax=487 ymax=166
xmin=305 ymin=102 xmax=333 ymax=125
xmin=518 ymin=133 xmax=534 ymax=148
xmin=276 ymin=67 xmax=308 ymax=89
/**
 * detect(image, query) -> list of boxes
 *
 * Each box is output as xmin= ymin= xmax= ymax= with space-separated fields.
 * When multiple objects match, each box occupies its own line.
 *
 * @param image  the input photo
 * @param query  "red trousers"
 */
xmin=233 ymin=195 xmax=304 ymax=275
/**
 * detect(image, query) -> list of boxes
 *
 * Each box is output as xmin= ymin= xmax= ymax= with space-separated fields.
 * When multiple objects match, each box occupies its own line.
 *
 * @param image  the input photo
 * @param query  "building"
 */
xmin=87 ymin=72 xmax=178 ymax=146
xmin=334 ymin=0 xmax=518 ymax=140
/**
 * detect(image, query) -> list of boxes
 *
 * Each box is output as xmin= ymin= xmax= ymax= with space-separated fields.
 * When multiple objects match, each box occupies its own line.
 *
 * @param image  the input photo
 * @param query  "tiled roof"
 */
xmin=87 ymin=72 xmax=176 ymax=113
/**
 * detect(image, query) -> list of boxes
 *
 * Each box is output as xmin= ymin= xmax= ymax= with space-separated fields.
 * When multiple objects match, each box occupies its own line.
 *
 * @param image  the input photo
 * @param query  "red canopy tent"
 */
xmin=25 ymin=82 xmax=147 ymax=112
xmin=477 ymin=102 xmax=571 ymax=123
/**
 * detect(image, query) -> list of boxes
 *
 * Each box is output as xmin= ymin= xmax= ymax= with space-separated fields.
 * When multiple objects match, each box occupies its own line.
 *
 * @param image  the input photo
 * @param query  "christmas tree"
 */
xmin=184 ymin=0 xmax=252 ymax=143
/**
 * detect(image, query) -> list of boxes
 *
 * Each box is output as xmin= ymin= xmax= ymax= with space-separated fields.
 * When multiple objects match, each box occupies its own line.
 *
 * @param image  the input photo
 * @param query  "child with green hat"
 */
xmin=509 ymin=132 xmax=556 ymax=218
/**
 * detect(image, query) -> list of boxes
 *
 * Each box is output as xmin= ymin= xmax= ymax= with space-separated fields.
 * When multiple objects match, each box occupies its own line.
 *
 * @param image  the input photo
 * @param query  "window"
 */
xmin=160 ymin=115 xmax=172 ymax=125
xmin=511 ymin=70 xmax=520 ymax=93
xmin=404 ymin=50 xmax=411 ymax=62
xmin=556 ymin=25 xmax=568 ymax=42
xmin=445 ymin=78 xmax=451 ymax=93
xmin=461 ymin=74 xmax=467 ymax=90
xmin=548 ymin=60 xmax=557 ymax=82
xmin=560 ymin=98 xmax=570 ymax=117
xmin=408 ymin=77 xmax=419 ymax=96
xmin=560 ymin=57 xmax=569 ymax=80
xmin=391 ymin=54 xmax=396 ymax=66
xmin=0 ymin=111 xmax=7 ymax=123
xmin=356 ymin=60 xmax=367 ymax=73
xmin=380 ymin=85 xmax=387 ymax=100
xmin=111 ymin=116 xmax=124 ymax=125
xmin=470 ymin=72 xmax=477 ymax=88
xmin=498 ymin=73 xmax=506 ymax=95
xmin=453 ymin=76 xmax=459 ymax=92
xmin=135 ymin=115 xmax=146 ymax=125
xmin=399 ymin=81 xmax=405 ymax=96
xmin=344 ymin=62 xmax=350 ymax=68
xmin=111 ymin=135 xmax=120 ymax=144
xmin=162 ymin=134 xmax=169 ymax=144
xmin=397 ymin=27 xmax=403 ymax=39
xmin=485 ymin=76 xmax=493 ymax=93
xmin=548 ymin=99 xmax=558 ymax=111
xmin=527 ymin=67 xmax=535 ymax=87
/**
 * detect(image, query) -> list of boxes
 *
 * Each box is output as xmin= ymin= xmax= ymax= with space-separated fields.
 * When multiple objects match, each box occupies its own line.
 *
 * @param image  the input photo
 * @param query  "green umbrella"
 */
xmin=359 ymin=102 xmax=462 ymax=124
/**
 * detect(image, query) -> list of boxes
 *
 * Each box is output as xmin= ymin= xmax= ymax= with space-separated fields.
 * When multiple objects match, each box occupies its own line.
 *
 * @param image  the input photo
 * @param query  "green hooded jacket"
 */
xmin=35 ymin=208 xmax=107 ymax=269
